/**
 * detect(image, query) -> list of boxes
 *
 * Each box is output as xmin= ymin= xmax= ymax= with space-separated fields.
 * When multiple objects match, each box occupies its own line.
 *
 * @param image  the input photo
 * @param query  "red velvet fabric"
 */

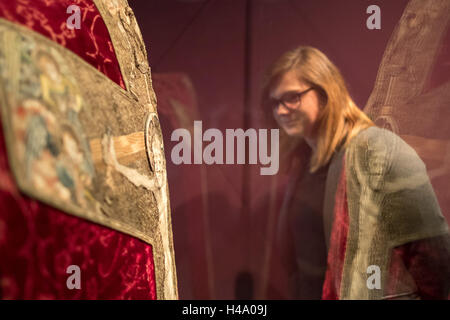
xmin=321 ymin=159 xmax=349 ymax=300
xmin=0 ymin=0 xmax=125 ymax=89
xmin=0 ymin=0 xmax=156 ymax=299
xmin=389 ymin=236 xmax=450 ymax=300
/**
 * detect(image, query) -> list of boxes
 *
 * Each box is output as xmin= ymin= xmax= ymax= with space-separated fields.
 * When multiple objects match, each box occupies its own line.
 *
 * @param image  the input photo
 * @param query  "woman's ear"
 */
xmin=317 ymin=88 xmax=328 ymax=108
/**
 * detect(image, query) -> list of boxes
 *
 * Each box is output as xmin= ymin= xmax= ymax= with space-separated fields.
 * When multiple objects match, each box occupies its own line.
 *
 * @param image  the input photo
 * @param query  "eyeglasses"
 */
xmin=269 ymin=87 xmax=313 ymax=111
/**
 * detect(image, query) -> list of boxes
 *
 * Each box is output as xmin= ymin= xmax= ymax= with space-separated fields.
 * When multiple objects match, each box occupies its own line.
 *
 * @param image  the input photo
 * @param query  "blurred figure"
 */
xmin=262 ymin=46 xmax=450 ymax=299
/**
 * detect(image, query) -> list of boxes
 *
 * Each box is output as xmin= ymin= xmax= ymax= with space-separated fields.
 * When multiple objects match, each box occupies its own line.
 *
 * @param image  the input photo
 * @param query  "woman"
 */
xmin=262 ymin=46 xmax=450 ymax=300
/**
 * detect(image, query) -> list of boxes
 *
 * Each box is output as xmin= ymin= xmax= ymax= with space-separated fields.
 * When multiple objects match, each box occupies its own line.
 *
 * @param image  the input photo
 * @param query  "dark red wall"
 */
xmin=129 ymin=0 xmax=411 ymax=299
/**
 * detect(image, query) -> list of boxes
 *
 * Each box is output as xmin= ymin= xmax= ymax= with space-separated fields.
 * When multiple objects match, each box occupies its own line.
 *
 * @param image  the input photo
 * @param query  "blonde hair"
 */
xmin=262 ymin=46 xmax=374 ymax=173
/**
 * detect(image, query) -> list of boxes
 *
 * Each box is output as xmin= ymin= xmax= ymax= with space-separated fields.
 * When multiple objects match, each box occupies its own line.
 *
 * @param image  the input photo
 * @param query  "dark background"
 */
xmin=128 ymin=0 xmax=411 ymax=299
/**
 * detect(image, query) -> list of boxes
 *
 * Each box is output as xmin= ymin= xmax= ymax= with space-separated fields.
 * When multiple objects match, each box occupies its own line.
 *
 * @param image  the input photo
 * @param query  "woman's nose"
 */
xmin=275 ymin=103 xmax=290 ymax=115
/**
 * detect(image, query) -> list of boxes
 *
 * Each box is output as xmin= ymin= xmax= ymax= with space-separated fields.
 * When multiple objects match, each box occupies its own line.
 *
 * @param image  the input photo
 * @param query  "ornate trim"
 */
xmin=341 ymin=127 xmax=448 ymax=299
xmin=92 ymin=1 xmax=178 ymax=298
xmin=0 ymin=10 xmax=177 ymax=299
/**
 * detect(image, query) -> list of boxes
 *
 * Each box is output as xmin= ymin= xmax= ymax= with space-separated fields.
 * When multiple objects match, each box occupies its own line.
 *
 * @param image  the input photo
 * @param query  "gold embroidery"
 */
xmin=93 ymin=0 xmax=177 ymax=299
xmin=340 ymin=0 xmax=450 ymax=299
xmin=0 ymin=7 xmax=177 ymax=299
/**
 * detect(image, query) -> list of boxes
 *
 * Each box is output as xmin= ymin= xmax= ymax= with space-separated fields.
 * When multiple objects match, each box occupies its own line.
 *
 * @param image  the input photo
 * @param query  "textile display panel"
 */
xmin=1 ymin=0 xmax=449 ymax=301
xmin=130 ymin=0 xmax=449 ymax=299
xmin=0 ymin=0 xmax=177 ymax=299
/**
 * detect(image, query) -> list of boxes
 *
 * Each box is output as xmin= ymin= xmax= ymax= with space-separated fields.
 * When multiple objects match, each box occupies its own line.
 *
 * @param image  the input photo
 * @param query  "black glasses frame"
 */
xmin=270 ymin=87 xmax=314 ymax=111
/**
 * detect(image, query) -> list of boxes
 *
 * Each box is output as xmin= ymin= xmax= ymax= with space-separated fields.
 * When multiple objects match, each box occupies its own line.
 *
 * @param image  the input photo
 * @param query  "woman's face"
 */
xmin=269 ymin=71 xmax=322 ymax=140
